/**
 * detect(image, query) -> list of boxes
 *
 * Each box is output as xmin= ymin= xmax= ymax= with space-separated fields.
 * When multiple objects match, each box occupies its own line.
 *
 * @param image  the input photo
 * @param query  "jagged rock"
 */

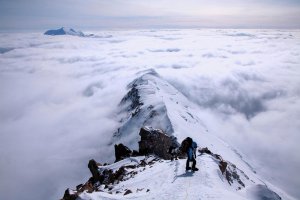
xmin=198 ymin=147 xmax=248 ymax=189
xmin=138 ymin=127 xmax=179 ymax=159
xmin=99 ymin=166 xmax=127 ymax=186
xmin=114 ymin=166 xmax=126 ymax=182
xmin=219 ymin=160 xmax=228 ymax=174
xmin=124 ymin=189 xmax=132 ymax=195
xmin=88 ymin=159 xmax=102 ymax=183
xmin=115 ymin=143 xmax=133 ymax=162
xmin=61 ymin=188 xmax=78 ymax=200
xmin=132 ymin=150 xmax=140 ymax=156
xmin=120 ymin=85 xmax=143 ymax=114
xmin=199 ymin=147 xmax=212 ymax=155
xmin=76 ymin=182 xmax=94 ymax=193
xmin=225 ymin=163 xmax=246 ymax=189
xmin=76 ymin=184 xmax=83 ymax=190
xmin=101 ymin=169 xmax=114 ymax=185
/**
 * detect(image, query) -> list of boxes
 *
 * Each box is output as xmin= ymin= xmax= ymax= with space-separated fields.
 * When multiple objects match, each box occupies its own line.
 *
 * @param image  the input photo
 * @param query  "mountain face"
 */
xmin=44 ymin=27 xmax=85 ymax=37
xmin=61 ymin=70 xmax=294 ymax=200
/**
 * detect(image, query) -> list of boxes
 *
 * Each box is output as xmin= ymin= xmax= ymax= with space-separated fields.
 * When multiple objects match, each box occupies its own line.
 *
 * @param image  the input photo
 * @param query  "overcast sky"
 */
xmin=0 ymin=0 xmax=300 ymax=30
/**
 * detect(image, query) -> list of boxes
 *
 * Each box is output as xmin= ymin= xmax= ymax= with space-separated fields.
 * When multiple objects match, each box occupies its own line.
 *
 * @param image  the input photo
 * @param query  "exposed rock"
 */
xmin=198 ymin=147 xmax=248 ymax=190
xmin=115 ymin=143 xmax=133 ymax=162
xmin=61 ymin=188 xmax=78 ymax=200
xmin=124 ymin=189 xmax=132 ymax=195
xmin=199 ymin=147 xmax=212 ymax=155
xmin=62 ymin=135 xmax=265 ymax=199
xmin=132 ymin=150 xmax=140 ymax=156
xmin=138 ymin=127 xmax=180 ymax=159
xmin=225 ymin=164 xmax=245 ymax=188
xmin=76 ymin=182 xmax=94 ymax=193
xmin=219 ymin=160 xmax=228 ymax=174
xmin=120 ymin=85 xmax=143 ymax=114
xmin=88 ymin=159 xmax=102 ymax=183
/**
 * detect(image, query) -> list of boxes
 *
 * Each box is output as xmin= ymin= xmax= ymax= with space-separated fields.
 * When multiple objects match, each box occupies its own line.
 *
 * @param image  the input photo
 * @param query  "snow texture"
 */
xmin=78 ymin=154 xmax=289 ymax=200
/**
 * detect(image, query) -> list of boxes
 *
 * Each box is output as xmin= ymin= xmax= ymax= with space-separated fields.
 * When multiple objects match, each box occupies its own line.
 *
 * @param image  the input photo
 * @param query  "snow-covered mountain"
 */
xmin=62 ymin=70 xmax=295 ymax=200
xmin=1 ymin=29 xmax=299 ymax=200
xmin=44 ymin=27 xmax=85 ymax=37
xmin=44 ymin=27 xmax=112 ymax=38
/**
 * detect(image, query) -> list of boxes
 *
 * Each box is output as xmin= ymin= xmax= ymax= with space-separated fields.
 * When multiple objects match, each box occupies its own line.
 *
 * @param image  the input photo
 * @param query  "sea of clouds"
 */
xmin=0 ymin=29 xmax=299 ymax=200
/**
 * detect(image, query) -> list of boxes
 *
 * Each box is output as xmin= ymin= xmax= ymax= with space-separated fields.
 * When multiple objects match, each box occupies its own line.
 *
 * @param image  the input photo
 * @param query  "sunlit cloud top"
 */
xmin=1 ymin=0 xmax=300 ymax=30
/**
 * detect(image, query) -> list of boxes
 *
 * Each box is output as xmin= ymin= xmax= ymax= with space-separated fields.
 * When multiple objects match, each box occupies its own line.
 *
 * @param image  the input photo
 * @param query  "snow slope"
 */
xmin=78 ymin=155 xmax=290 ymax=200
xmin=98 ymin=70 xmax=295 ymax=200
xmin=114 ymin=70 xmax=258 ymax=173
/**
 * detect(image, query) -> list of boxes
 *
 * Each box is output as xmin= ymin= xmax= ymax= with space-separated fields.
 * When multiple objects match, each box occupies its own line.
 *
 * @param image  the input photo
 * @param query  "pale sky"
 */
xmin=1 ymin=0 xmax=300 ymax=30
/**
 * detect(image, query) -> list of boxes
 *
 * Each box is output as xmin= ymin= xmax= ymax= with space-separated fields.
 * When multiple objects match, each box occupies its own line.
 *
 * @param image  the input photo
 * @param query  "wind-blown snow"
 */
xmin=0 ymin=29 xmax=299 ymax=200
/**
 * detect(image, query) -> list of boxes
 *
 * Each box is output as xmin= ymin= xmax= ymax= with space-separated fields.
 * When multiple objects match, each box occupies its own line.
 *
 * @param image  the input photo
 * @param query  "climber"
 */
xmin=181 ymin=137 xmax=199 ymax=171
xmin=187 ymin=141 xmax=198 ymax=171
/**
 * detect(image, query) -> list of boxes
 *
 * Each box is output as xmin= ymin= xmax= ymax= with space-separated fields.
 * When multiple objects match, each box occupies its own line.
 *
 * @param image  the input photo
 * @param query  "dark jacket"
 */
xmin=187 ymin=142 xmax=197 ymax=159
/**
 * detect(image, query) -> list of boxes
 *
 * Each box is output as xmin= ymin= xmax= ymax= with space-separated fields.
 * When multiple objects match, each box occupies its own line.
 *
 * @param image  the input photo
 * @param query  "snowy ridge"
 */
xmin=113 ymin=69 xmax=204 ymax=149
xmin=101 ymin=70 xmax=295 ymax=200
xmin=44 ymin=27 xmax=113 ymax=38
xmin=113 ymin=70 xmax=251 ymax=171
xmin=78 ymin=154 xmax=286 ymax=200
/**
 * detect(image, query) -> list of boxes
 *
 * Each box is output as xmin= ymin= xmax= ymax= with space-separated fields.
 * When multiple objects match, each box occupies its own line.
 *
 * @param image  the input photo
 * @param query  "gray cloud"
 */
xmin=168 ymin=72 xmax=287 ymax=119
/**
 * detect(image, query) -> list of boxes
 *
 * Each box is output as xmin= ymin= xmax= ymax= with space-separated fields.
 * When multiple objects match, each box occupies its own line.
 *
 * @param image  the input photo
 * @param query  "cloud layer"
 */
xmin=0 ymin=29 xmax=300 ymax=200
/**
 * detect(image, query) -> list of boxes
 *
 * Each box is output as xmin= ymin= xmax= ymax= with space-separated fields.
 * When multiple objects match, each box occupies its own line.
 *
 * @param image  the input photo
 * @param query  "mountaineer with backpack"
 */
xmin=181 ymin=137 xmax=199 ymax=172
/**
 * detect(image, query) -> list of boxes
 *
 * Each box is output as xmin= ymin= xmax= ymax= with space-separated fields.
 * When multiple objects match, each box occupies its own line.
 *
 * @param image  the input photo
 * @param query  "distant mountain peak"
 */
xmin=44 ymin=27 xmax=85 ymax=36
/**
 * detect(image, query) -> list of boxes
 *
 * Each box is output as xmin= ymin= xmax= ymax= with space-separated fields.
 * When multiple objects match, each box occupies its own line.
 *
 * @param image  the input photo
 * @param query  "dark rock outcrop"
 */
xmin=88 ymin=159 xmax=102 ymax=183
xmin=120 ymin=85 xmax=143 ymax=114
xmin=138 ymin=127 xmax=180 ymax=160
xmin=115 ymin=143 xmax=133 ymax=162
xmin=124 ymin=189 xmax=132 ymax=195
xmin=61 ymin=189 xmax=78 ymax=200
xmin=198 ymin=147 xmax=248 ymax=190
xmin=199 ymin=147 xmax=212 ymax=155
xmin=219 ymin=160 xmax=228 ymax=174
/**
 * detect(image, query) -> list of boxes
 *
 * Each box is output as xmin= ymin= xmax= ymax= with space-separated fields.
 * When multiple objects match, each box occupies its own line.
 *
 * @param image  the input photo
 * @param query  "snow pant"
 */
xmin=186 ymin=157 xmax=196 ymax=170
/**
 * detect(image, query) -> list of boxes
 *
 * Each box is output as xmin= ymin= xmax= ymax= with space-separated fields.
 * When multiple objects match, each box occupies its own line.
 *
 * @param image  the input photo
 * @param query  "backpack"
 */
xmin=180 ymin=137 xmax=193 ymax=153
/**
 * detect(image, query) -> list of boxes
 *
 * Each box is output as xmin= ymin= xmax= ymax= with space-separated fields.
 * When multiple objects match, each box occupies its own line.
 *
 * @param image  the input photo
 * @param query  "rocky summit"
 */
xmin=61 ymin=127 xmax=283 ymax=200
